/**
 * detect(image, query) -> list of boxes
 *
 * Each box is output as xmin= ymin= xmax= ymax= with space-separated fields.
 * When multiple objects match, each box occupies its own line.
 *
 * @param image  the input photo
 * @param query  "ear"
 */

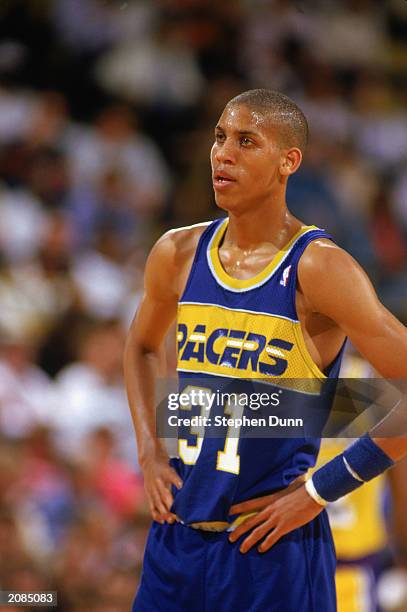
xmin=280 ymin=147 xmax=302 ymax=176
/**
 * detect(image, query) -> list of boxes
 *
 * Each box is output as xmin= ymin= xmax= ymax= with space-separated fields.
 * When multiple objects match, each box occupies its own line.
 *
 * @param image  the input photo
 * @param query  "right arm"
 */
xmin=124 ymin=232 xmax=182 ymax=524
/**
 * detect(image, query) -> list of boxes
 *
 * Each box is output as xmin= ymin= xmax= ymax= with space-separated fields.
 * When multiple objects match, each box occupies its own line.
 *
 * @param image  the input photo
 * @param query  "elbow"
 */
xmin=123 ymin=332 xmax=160 ymax=369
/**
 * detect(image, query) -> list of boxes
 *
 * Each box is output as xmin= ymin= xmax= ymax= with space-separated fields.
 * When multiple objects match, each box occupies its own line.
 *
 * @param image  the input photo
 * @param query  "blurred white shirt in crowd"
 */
xmin=72 ymin=249 xmax=130 ymax=319
xmin=65 ymin=125 xmax=170 ymax=206
xmin=0 ymin=188 xmax=47 ymax=263
xmin=0 ymin=359 xmax=56 ymax=438
xmin=95 ymin=38 xmax=204 ymax=108
xmin=53 ymin=362 xmax=136 ymax=465
xmin=0 ymin=88 xmax=36 ymax=143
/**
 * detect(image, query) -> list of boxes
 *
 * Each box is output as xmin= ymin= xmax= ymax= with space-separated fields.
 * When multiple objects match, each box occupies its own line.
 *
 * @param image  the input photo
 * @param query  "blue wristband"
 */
xmin=312 ymin=455 xmax=362 ymax=503
xmin=344 ymin=433 xmax=395 ymax=481
xmin=311 ymin=434 xmax=394 ymax=504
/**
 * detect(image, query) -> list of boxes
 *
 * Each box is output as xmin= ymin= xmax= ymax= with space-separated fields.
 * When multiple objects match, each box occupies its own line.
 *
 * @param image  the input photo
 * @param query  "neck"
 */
xmin=223 ymin=198 xmax=300 ymax=251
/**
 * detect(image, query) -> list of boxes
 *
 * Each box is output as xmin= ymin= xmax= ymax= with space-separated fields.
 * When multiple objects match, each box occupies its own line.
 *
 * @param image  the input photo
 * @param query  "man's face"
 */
xmin=210 ymin=104 xmax=284 ymax=212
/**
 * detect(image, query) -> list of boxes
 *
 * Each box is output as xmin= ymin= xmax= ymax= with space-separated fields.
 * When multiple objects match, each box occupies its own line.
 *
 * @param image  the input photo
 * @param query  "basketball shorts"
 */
xmin=133 ymin=510 xmax=336 ymax=612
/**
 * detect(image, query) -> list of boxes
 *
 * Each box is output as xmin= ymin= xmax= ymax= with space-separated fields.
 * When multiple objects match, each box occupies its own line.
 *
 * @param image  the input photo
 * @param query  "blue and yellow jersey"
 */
xmin=171 ymin=218 xmax=344 ymax=526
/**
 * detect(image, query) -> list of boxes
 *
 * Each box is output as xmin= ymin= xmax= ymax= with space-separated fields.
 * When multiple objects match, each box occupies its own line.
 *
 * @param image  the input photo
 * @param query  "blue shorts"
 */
xmin=133 ymin=511 xmax=336 ymax=612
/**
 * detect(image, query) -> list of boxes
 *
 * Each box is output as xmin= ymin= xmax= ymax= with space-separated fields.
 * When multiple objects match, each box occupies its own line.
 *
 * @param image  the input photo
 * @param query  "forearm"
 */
xmin=124 ymin=337 xmax=166 ymax=465
xmin=307 ymin=395 xmax=407 ymax=506
xmin=371 ymin=395 xmax=407 ymax=461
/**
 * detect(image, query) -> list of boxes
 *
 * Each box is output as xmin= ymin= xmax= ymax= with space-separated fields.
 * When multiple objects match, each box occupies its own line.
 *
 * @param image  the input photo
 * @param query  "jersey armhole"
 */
xmin=289 ymin=233 xmax=336 ymax=322
xmin=288 ymin=232 xmax=345 ymax=379
xmin=179 ymin=220 xmax=221 ymax=303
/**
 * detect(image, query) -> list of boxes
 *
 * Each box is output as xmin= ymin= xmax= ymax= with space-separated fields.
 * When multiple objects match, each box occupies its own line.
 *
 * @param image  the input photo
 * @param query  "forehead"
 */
xmin=216 ymin=104 xmax=270 ymax=133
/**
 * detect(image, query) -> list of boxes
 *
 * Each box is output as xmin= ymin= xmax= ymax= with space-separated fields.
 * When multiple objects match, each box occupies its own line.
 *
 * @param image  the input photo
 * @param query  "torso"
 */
xmin=170 ymin=218 xmax=344 ymax=524
xmin=171 ymin=221 xmax=345 ymax=374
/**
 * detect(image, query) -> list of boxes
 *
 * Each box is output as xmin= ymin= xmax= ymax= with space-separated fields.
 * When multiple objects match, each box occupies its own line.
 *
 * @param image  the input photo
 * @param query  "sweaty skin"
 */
xmin=124 ymin=103 xmax=407 ymax=544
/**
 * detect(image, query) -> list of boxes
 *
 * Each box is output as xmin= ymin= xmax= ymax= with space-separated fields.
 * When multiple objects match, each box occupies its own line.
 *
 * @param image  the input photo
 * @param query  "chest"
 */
xmin=177 ymin=235 xmax=344 ymax=374
xmin=217 ymin=244 xmax=281 ymax=280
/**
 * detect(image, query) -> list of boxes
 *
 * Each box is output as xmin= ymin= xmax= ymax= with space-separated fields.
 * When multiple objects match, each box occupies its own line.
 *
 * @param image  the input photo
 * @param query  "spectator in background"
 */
xmin=351 ymin=72 xmax=407 ymax=172
xmin=65 ymin=104 xmax=170 ymax=238
xmin=53 ymin=319 xmax=135 ymax=463
xmin=0 ymin=86 xmax=36 ymax=145
xmin=7 ymin=427 xmax=75 ymax=561
xmin=75 ymin=427 xmax=145 ymax=519
xmin=311 ymin=0 xmax=387 ymax=70
xmin=0 ymin=334 xmax=56 ymax=439
xmin=393 ymin=163 xmax=407 ymax=234
xmin=0 ymin=179 xmax=48 ymax=263
xmin=25 ymin=91 xmax=72 ymax=149
xmin=51 ymin=0 xmax=121 ymax=55
xmin=0 ymin=213 xmax=77 ymax=344
xmin=95 ymin=18 xmax=204 ymax=111
xmin=66 ymin=168 xmax=148 ymax=251
xmin=298 ymin=63 xmax=353 ymax=144
xmin=71 ymin=223 xmax=132 ymax=320
xmin=371 ymin=184 xmax=407 ymax=276
xmin=26 ymin=147 xmax=70 ymax=211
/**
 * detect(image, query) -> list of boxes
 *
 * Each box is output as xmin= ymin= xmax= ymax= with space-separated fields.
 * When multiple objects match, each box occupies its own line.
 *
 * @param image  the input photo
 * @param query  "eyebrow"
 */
xmin=215 ymin=125 xmax=260 ymax=138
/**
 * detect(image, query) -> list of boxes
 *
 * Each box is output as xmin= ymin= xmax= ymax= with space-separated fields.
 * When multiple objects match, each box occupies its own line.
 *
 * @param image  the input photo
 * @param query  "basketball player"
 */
xmin=124 ymin=90 xmax=407 ymax=611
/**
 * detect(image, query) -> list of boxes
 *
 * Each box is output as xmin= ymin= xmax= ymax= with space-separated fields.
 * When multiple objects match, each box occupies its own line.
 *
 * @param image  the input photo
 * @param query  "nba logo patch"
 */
xmin=280 ymin=265 xmax=292 ymax=287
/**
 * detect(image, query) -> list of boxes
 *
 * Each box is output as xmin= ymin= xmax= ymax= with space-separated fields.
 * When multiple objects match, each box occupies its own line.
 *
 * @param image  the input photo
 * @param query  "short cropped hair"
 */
xmin=227 ymin=89 xmax=309 ymax=152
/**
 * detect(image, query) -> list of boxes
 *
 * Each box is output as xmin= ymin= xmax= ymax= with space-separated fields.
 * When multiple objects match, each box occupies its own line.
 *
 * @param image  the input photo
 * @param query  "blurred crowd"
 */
xmin=0 ymin=0 xmax=406 ymax=610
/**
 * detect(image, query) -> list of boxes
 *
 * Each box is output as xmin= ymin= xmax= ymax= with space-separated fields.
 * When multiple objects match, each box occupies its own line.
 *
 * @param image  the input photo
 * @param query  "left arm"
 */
xmin=229 ymin=242 xmax=407 ymax=553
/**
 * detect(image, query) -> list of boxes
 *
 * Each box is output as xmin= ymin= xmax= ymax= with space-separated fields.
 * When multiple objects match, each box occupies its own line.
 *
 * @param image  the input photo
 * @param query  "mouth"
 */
xmin=213 ymin=173 xmax=237 ymax=190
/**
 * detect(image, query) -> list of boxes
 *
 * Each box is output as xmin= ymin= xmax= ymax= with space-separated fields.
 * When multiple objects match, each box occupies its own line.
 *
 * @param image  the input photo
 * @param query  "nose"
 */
xmin=213 ymin=138 xmax=236 ymax=165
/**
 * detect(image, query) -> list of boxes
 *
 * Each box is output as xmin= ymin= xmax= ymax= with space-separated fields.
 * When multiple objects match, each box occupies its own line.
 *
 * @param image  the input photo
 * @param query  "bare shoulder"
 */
xmin=145 ymin=221 xmax=211 ymax=299
xmin=150 ymin=221 xmax=210 ymax=268
xmin=298 ymin=237 xmax=379 ymax=317
xmin=298 ymin=238 xmax=366 ymax=286
xmin=165 ymin=221 xmax=211 ymax=259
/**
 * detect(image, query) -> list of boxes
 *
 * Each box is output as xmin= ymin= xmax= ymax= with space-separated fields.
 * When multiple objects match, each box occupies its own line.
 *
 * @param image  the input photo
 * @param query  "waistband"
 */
xmin=176 ymin=474 xmax=308 ymax=532
xmin=181 ymin=512 xmax=257 ymax=533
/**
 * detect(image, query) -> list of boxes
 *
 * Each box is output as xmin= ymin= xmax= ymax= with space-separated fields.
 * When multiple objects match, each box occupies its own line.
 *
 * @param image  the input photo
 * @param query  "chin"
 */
xmin=214 ymin=193 xmax=241 ymax=212
xmin=214 ymin=194 xmax=257 ymax=217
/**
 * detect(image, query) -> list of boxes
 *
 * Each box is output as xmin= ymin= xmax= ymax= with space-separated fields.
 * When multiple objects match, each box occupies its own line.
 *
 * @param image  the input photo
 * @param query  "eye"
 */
xmin=240 ymin=136 xmax=252 ymax=146
xmin=215 ymin=132 xmax=225 ymax=143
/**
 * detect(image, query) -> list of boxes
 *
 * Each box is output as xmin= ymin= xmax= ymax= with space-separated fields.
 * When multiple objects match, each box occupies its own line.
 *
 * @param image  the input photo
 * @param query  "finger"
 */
xmin=166 ymin=468 xmax=183 ymax=490
xmin=166 ymin=512 xmax=177 ymax=525
xmin=154 ymin=479 xmax=179 ymax=522
xmin=152 ymin=510 xmax=164 ymax=523
xmin=229 ymin=476 xmax=307 ymax=515
xmin=156 ymin=478 xmax=174 ymax=511
xmin=229 ymin=495 xmax=274 ymax=515
xmin=146 ymin=498 xmax=155 ymax=518
xmin=149 ymin=495 xmax=175 ymax=524
xmin=258 ymin=526 xmax=284 ymax=553
xmin=150 ymin=485 xmax=169 ymax=520
xmin=229 ymin=512 xmax=264 ymax=543
xmin=240 ymin=518 xmax=276 ymax=554
xmin=147 ymin=496 xmax=164 ymax=524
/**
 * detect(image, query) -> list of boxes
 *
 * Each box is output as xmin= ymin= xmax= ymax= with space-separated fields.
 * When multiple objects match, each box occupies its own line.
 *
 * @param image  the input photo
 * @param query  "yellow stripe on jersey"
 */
xmin=177 ymin=302 xmax=325 ymax=383
xmin=207 ymin=219 xmax=319 ymax=291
